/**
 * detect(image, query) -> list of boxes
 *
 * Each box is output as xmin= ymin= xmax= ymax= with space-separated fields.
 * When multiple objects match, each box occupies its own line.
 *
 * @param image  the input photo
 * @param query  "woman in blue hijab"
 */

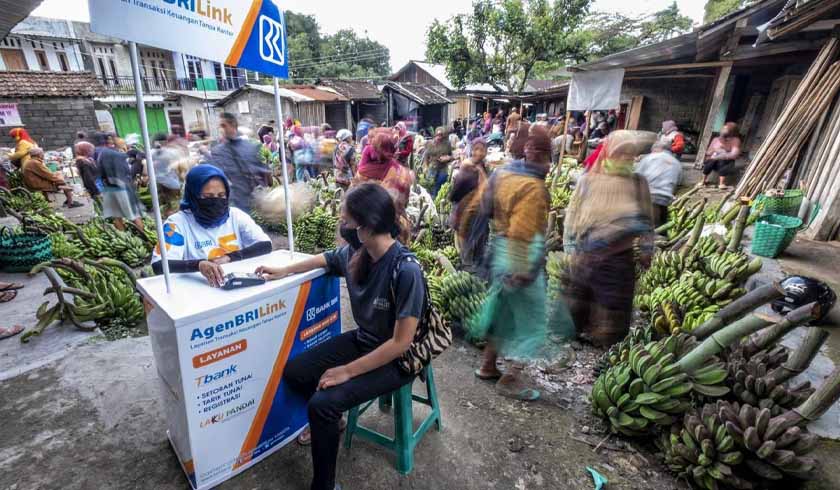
xmin=151 ymin=164 xmax=272 ymax=287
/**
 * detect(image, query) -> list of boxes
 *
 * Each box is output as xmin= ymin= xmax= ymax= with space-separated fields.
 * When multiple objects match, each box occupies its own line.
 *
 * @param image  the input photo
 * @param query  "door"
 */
xmin=168 ymin=110 xmax=185 ymax=136
xmin=1 ymin=49 xmax=27 ymax=70
xmin=625 ymin=96 xmax=644 ymax=130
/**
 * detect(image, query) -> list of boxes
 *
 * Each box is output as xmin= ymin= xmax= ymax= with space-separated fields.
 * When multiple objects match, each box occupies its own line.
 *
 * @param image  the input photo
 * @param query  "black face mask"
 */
xmin=195 ymin=197 xmax=229 ymax=226
xmin=339 ymin=225 xmax=363 ymax=250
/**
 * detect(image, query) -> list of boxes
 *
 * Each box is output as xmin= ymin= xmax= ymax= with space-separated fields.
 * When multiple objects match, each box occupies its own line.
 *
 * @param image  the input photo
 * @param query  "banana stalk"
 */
xmin=681 ymin=211 xmax=706 ymax=257
xmin=767 ymin=327 xmax=831 ymax=386
xmin=726 ymin=199 xmax=751 ymax=252
xmin=691 ymin=283 xmax=785 ymax=339
xmin=742 ymin=304 xmax=824 ymax=358
xmin=679 ymin=303 xmax=820 ymax=374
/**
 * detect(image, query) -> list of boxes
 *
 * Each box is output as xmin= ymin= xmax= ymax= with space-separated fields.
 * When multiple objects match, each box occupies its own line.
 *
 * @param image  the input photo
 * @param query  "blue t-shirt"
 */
xmin=324 ymin=242 xmax=425 ymax=348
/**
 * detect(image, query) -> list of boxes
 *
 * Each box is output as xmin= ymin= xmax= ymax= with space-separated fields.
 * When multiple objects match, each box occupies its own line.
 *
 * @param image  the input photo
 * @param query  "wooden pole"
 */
xmin=550 ymin=110 xmax=572 ymax=188
xmin=694 ymin=63 xmax=733 ymax=169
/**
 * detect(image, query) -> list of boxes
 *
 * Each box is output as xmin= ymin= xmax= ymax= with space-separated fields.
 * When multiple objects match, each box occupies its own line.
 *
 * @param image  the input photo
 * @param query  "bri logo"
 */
xmin=306 ymin=297 xmax=338 ymax=322
xmin=259 ymin=15 xmax=285 ymax=67
xmin=195 ymin=364 xmax=237 ymax=387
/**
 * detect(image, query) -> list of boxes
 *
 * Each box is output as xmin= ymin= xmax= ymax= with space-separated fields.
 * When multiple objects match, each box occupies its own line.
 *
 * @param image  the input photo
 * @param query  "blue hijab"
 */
xmin=180 ymin=164 xmax=231 ymax=228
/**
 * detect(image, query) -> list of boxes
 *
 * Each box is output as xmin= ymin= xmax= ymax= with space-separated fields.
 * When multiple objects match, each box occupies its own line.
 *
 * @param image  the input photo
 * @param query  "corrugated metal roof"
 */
xmin=392 ymin=60 xmax=499 ymax=92
xmin=167 ymin=90 xmax=233 ymax=101
xmin=216 ymin=83 xmax=348 ymax=107
xmin=383 ymin=81 xmax=453 ymax=105
xmin=284 ymin=86 xmax=347 ymax=102
xmin=241 ymin=83 xmax=313 ymax=103
xmin=0 ymin=0 xmax=46 ymax=40
xmin=573 ymin=32 xmax=699 ymax=71
xmin=0 ymin=70 xmax=105 ymax=97
xmin=317 ymin=79 xmax=382 ymax=100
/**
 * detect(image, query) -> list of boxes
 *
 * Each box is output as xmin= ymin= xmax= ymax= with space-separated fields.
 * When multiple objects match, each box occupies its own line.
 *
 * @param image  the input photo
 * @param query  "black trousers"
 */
xmin=284 ymin=330 xmax=414 ymax=490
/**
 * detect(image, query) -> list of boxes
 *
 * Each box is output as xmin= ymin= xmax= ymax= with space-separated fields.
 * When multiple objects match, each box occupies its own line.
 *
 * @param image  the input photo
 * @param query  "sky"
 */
xmin=32 ymin=0 xmax=706 ymax=72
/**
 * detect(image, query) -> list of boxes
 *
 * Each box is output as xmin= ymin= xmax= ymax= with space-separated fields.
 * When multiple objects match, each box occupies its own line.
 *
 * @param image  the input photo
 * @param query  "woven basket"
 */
xmin=0 ymin=226 xmax=53 ymax=273
xmin=754 ymin=190 xmax=804 ymax=217
xmin=751 ymin=214 xmax=802 ymax=258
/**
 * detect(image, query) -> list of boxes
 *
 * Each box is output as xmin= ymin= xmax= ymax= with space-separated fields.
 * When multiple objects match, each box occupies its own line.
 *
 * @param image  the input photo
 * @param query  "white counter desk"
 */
xmin=138 ymin=250 xmax=342 ymax=490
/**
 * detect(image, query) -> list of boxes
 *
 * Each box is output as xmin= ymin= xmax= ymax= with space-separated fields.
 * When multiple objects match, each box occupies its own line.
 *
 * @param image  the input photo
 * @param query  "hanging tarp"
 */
xmin=567 ymin=69 xmax=625 ymax=111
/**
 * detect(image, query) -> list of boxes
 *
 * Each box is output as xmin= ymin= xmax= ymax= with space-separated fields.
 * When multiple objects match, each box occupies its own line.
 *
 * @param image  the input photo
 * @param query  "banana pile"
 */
xmin=716 ymin=400 xmax=821 ymax=482
xmin=413 ymin=245 xmax=459 ymax=277
xmin=49 ymin=232 xmax=84 ymax=260
xmin=594 ymin=325 xmax=655 ymax=375
xmin=23 ymin=258 xmax=145 ymax=342
xmin=437 ymin=271 xmax=487 ymax=326
xmin=294 ymin=206 xmax=339 ymax=255
xmin=659 ymin=404 xmax=752 ymax=490
xmin=592 ymin=334 xmax=730 ymax=437
xmin=433 ymin=180 xmax=453 ymax=217
xmin=71 ymin=219 xmax=149 ymax=267
xmin=726 ymin=346 xmax=812 ymax=417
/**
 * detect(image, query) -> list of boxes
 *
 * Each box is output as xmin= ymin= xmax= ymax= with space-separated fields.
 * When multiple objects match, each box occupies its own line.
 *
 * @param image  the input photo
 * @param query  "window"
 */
xmin=187 ymin=56 xmax=203 ymax=81
xmin=57 ymin=52 xmax=69 ymax=72
xmin=97 ymin=57 xmax=108 ymax=82
xmin=34 ymin=50 xmax=49 ymax=71
xmin=109 ymin=59 xmax=118 ymax=81
xmin=213 ymin=62 xmax=223 ymax=85
xmin=1 ymin=49 xmax=27 ymax=70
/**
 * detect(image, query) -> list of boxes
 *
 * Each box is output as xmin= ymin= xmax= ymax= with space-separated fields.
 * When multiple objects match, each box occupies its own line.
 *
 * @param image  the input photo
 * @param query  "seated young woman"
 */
xmin=151 ymin=164 xmax=272 ymax=287
xmin=255 ymin=183 xmax=426 ymax=490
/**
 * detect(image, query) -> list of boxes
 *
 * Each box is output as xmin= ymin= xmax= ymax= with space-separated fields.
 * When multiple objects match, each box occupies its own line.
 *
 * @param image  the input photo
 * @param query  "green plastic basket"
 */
xmin=0 ymin=226 xmax=53 ymax=273
xmin=754 ymin=190 xmax=803 ymax=217
xmin=751 ymin=214 xmax=802 ymax=258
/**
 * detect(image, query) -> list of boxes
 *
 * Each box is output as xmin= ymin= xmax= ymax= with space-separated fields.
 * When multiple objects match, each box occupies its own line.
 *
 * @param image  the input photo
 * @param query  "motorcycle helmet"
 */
xmin=771 ymin=276 xmax=836 ymax=321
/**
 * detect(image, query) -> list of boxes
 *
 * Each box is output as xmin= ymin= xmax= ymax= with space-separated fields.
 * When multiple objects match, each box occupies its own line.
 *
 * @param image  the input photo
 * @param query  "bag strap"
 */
xmin=388 ymin=249 xmax=432 ymax=323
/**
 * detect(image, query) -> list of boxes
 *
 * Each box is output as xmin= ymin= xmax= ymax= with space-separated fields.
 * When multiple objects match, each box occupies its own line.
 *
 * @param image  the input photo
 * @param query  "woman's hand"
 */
xmin=199 ymin=260 xmax=225 ymax=287
xmin=318 ymin=366 xmax=352 ymax=390
xmin=255 ymin=265 xmax=289 ymax=281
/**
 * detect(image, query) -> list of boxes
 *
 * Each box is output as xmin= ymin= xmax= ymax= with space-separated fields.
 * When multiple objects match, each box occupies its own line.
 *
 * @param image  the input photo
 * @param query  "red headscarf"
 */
xmin=9 ymin=128 xmax=33 ymax=143
xmin=74 ymin=141 xmax=95 ymax=159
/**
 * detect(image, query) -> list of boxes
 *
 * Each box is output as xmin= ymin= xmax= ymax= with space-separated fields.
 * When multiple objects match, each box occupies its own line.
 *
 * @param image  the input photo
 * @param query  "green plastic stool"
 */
xmin=343 ymin=364 xmax=442 ymax=475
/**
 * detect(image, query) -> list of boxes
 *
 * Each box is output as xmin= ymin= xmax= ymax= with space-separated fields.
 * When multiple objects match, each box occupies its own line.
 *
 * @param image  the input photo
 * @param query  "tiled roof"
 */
xmin=0 ymin=70 xmax=105 ymax=97
xmin=317 ymin=79 xmax=382 ymax=100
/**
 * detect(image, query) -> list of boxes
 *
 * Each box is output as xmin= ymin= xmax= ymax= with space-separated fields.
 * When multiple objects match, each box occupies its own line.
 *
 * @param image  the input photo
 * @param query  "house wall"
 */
xmin=179 ymin=97 xmax=217 ymax=134
xmin=0 ymin=35 xmax=84 ymax=72
xmin=392 ymin=65 xmax=445 ymax=89
xmin=220 ymin=91 xmax=326 ymax=131
xmin=0 ymin=96 xmax=97 ymax=149
xmin=621 ymin=78 xmax=713 ymax=134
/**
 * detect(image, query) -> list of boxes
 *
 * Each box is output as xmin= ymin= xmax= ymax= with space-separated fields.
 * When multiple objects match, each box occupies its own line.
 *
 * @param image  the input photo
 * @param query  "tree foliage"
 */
xmin=704 ymin=0 xmax=751 ymax=24
xmin=284 ymin=11 xmax=391 ymax=81
xmin=425 ymin=0 xmax=591 ymax=94
xmin=572 ymin=2 xmax=694 ymax=62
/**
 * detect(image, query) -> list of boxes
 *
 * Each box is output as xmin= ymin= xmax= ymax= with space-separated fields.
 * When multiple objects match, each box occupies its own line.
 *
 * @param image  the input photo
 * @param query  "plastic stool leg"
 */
xmin=425 ymin=367 xmax=442 ymax=431
xmin=344 ymin=406 xmax=359 ymax=449
xmin=394 ymin=384 xmax=415 ymax=474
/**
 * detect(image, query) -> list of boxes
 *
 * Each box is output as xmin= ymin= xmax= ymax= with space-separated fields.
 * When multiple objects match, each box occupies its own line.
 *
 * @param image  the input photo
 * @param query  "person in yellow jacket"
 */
xmin=7 ymin=128 xmax=37 ymax=169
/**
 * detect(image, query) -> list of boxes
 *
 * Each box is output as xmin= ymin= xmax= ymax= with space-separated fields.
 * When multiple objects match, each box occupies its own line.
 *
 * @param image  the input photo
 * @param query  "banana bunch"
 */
xmin=727 ymin=346 xmax=812 ymax=416
xmin=427 ymin=274 xmax=445 ymax=311
xmin=438 ymin=271 xmax=486 ymax=326
xmin=636 ymin=251 xmax=702 ymax=297
xmin=74 ymin=220 xmax=149 ymax=267
xmin=716 ymin=400 xmax=820 ymax=482
xmin=546 ymin=251 xmax=569 ymax=300
xmin=592 ymin=334 xmax=728 ymax=436
xmin=27 ymin=212 xmax=74 ymax=233
xmin=593 ymin=325 xmax=656 ymax=376
xmin=658 ymin=404 xmax=753 ymax=490
xmin=705 ymin=252 xmax=762 ymax=282
xmin=696 ymin=234 xmax=728 ymax=257
xmin=433 ymin=180 xmax=452 ymax=217
xmin=49 ymin=232 xmax=84 ymax=260
xmin=0 ymin=187 xmax=51 ymax=214
xmin=23 ymin=258 xmax=144 ymax=342
xmin=549 ymin=182 xmax=572 ymax=210
xmin=293 ymin=206 xmax=339 ymax=254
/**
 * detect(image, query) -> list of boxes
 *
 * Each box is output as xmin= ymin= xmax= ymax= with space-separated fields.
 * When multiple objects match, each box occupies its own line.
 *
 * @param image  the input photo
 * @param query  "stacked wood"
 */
xmin=735 ymin=38 xmax=840 ymax=199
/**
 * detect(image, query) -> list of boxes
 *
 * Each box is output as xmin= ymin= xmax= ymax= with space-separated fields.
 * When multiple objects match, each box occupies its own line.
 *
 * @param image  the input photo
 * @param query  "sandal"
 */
xmin=474 ymin=368 xmax=503 ymax=381
xmin=297 ymin=418 xmax=348 ymax=446
xmin=0 ymin=291 xmax=17 ymax=303
xmin=0 ymin=282 xmax=23 ymax=292
xmin=64 ymin=201 xmax=84 ymax=208
xmin=0 ymin=325 xmax=24 ymax=340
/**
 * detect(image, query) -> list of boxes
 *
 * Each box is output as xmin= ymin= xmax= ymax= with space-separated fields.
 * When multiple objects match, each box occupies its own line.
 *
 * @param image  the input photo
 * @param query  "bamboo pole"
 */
xmin=809 ymin=97 xmax=840 ymax=202
xmin=550 ymin=111 xmax=572 ymax=189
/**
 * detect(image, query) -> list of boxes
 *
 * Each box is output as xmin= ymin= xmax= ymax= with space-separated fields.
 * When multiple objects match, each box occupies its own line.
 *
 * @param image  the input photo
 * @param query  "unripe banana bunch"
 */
xmin=658 ymin=404 xmax=753 ymax=490
xmin=294 ymin=206 xmax=339 ymax=254
xmin=717 ymin=400 xmax=820 ymax=482
xmin=592 ymin=334 xmax=727 ymax=437
xmin=426 ymin=274 xmax=445 ymax=311
xmin=438 ymin=271 xmax=486 ymax=325
xmin=433 ymin=180 xmax=453 ymax=216
xmin=49 ymin=232 xmax=84 ymax=260
xmin=705 ymin=252 xmax=762 ymax=283
xmin=593 ymin=325 xmax=655 ymax=376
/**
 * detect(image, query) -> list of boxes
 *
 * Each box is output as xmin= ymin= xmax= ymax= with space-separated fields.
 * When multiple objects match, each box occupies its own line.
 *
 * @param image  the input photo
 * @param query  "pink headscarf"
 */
xmin=74 ymin=141 xmax=95 ymax=159
xmin=395 ymin=122 xmax=407 ymax=138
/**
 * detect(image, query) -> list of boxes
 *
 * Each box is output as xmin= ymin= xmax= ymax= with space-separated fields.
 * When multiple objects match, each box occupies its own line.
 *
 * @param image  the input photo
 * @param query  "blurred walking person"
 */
xmin=563 ymin=131 xmax=655 ymax=347
xmin=470 ymin=127 xmax=556 ymax=401
xmin=210 ymin=112 xmax=270 ymax=212
xmin=422 ymin=127 xmax=453 ymax=198
xmin=333 ymin=129 xmax=355 ymax=189
xmin=74 ymin=141 xmax=100 ymax=204
xmin=450 ymin=138 xmax=488 ymax=270
xmin=635 ymin=141 xmax=682 ymax=227
xmin=394 ymin=122 xmax=414 ymax=167
xmin=97 ymin=132 xmax=144 ymax=230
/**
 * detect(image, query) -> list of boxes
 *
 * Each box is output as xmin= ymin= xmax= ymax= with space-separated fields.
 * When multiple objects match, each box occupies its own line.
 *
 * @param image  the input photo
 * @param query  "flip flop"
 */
xmin=0 ymin=282 xmax=23 ymax=292
xmin=0 ymin=325 xmax=24 ymax=340
xmin=475 ymin=368 xmax=503 ymax=381
xmin=0 ymin=291 xmax=17 ymax=303
xmin=297 ymin=418 xmax=348 ymax=446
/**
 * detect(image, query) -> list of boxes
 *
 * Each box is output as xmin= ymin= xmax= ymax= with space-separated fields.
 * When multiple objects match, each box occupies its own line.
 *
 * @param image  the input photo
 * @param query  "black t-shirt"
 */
xmin=324 ymin=242 xmax=425 ymax=349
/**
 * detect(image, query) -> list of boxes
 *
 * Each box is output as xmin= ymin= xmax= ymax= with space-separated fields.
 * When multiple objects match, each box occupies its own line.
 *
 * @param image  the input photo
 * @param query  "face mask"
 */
xmin=196 ymin=197 xmax=229 ymax=222
xmin=339 ymin=225 xmax=363 ymax=250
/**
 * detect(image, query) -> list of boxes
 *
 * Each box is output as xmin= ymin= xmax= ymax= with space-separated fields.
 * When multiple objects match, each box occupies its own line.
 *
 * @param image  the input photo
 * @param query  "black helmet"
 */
xmin=772 ymin=276 xmax=836 ymax=321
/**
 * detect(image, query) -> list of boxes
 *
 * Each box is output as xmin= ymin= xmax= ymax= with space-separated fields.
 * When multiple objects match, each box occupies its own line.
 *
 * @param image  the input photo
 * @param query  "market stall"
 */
xmin=137 ymin=250 xmax=340 ymax=489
